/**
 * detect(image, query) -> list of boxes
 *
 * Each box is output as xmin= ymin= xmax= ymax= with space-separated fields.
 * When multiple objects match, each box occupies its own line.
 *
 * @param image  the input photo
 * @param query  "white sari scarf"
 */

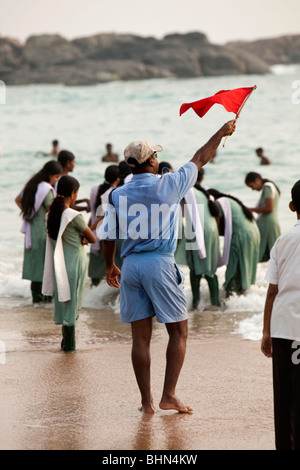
xmin=42 ymin=208 xmax=79 ymax=302
xmin=183 ymin=188 xmax=206 ymax=259
xmin=20 ymin=182 xmax=54 ymax=249
xmin=217 ymin=197 xmax=232 ymax=267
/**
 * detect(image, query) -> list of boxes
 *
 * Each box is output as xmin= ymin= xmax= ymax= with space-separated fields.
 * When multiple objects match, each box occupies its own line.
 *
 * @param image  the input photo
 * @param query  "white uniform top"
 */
xmin=265 ymin=219 xmax=300 ymax=341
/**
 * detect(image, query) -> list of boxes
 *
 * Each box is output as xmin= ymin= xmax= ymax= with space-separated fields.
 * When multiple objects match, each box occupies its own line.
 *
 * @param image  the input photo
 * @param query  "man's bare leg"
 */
xmin=159 ymin=320 xmax=193 ymax=413
xmin=131 ymin=317 xmax=156 ymax=414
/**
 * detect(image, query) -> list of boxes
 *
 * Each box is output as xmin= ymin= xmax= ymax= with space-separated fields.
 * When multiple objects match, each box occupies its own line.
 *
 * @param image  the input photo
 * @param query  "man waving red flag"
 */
xmin=180 ymin=86 xmax=256 ymax=118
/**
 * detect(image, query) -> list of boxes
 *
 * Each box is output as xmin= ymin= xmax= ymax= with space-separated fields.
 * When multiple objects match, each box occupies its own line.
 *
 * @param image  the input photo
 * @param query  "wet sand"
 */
xmin=0 ymin=300 xmax=274 ymax=450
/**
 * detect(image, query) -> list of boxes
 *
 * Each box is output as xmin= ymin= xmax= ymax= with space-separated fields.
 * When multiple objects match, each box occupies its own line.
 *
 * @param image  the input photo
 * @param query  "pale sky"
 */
xmin=1 ymin=0 xmax=300 ymax=45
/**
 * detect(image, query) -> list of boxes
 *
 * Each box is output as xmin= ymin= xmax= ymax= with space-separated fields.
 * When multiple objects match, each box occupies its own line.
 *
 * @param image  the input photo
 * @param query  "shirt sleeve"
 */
xmin=72 ymin=213 xmax=88 ymax=233
xmin=171 ymin=162 xmax=198 ymax=200
xmin=43 ymin=190 xmax=54 ymax=207
xmin=265 ymin=241 xmax=279 ymax=285
xmin=263 ymin=185 xmax=273 ymax=200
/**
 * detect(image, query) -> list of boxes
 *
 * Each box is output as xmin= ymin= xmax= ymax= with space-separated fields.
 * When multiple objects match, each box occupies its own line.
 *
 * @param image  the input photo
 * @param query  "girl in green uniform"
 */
xmin=245 ymin=172 xmax=281 ymax=262
xmin=15 ymin=160 xmax=62 ymax=303
xmin=209 ymin=189 xmax=260 ymax=298
xmin=44 ymin=176 xmax=95 ymax=351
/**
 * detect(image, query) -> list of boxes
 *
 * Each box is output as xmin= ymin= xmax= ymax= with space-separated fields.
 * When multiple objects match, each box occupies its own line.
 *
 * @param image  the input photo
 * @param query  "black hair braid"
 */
xmin=47 ymin=197 xmax=65 ymax=240
xmin=208 ymin=188 xmax=254 ymax=222
xmin=95 ymin=165 xmax=120 ymax=211
xmin=47 ymin=175 xmax=80 ymax=240
xmin=194 ymin=183 xmax=219 ymax=217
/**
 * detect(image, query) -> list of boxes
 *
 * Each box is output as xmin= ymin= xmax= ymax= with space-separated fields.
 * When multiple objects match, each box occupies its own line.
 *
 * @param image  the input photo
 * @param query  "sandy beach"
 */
xmin=0 ymin=299 xmax=274 ymax=451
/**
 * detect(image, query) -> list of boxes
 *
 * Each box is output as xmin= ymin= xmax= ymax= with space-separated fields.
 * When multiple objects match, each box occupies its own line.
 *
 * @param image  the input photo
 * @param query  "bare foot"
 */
xmin=159 ymin=396 xmax=193 ymax=414
xmin=139 ymin=403 xmax=156 ymax=414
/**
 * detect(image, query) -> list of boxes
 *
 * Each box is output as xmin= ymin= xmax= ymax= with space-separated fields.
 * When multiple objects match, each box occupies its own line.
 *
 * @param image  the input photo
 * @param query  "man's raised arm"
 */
xmin=191 ymin=120 xmax=236 ymax=170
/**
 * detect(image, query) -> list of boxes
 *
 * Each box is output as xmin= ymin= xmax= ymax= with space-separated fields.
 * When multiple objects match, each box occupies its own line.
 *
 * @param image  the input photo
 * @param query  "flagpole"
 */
xmin=222 ymin=85 xmax=257 ymax=147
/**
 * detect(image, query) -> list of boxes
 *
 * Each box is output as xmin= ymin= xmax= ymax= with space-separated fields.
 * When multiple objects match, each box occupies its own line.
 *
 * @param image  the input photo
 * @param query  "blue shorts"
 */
xmin=120 ymin=252 xmax=187 ymax=324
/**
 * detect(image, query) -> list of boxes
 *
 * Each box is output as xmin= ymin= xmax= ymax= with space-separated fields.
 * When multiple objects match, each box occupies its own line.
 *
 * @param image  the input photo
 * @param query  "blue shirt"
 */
xmin=99 ymin=161 xmax=198 ymax=258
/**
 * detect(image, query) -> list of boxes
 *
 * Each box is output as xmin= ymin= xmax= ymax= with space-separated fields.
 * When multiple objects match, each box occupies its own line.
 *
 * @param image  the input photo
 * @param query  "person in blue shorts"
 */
xmin=100 ymin=120 xmax=236 ymax=414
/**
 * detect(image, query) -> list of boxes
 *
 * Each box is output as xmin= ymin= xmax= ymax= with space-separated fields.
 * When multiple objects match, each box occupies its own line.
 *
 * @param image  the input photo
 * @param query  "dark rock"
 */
xmin=227 ymin=34 xmax=300 ymax=65
xmin=4 ymin=31 xmax=297 ymax=86
xmin=23 ymin=34 xmax=83 ymax=65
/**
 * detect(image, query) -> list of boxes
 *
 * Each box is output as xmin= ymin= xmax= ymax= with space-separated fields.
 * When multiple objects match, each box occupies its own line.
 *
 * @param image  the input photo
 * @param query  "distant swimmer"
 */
xmin=256 ymin=147 xmax=271 ymax=165
xmin=101 ymin=143 xmax=119 ymax=163
xmin=36 ymin=139 xmax=61 ymax=157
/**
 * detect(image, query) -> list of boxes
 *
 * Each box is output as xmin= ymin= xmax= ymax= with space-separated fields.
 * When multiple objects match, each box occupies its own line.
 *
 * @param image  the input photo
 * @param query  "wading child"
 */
xmin=261 ymin=179 xmax=300 ymax=450
xmin=42 ymin=175 xmax=95 ymax=351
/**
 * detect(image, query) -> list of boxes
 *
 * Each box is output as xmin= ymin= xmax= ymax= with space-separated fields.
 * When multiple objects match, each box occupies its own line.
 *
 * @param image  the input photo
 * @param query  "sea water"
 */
xmin=1 ymin=65 xmax=300 ymax=341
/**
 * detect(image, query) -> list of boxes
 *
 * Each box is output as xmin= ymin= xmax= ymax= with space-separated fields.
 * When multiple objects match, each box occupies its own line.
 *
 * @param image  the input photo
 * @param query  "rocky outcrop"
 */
xmin=227 ymin=34 xmax=300 ymax=65
xmin=2 ymin=31 xmax=296 ymax=86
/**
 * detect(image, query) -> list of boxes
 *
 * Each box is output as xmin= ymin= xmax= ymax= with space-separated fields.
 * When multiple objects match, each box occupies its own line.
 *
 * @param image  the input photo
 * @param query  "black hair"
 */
xmin=245 ymin=171 xmax=281 ymax=195
xmin=158 ymin=161 xmax=173 ymax=175
xmin=291 ymin=180 xmax=300 ymax=213
xmin=118 ymin=160 xmax=132 ymax=186
xmin=21 ymin=160 xmax=63 ymax=220
xmin=194 ymin=182 xmax=219 ymax=218
xmin=208 ymin=188 xmax=254 ymax=222
xmin=94 ymin=165 xmax=120 ymax=211
xmin=57 ymin=150 xmax=75 ymax=168
xmin=126 ymin=157 xmax=151 ymax=173
xmin=197 ymin=168 xmax=204 ymax=181
xmin=47 ymin=175 xmax=80 ymax=240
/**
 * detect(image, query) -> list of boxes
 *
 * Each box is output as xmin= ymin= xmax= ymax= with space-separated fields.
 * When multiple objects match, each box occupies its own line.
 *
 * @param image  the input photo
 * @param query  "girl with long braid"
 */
xmin=15 ymin=160 xmax=63 ymax=303
xmin=208 ymin=188 xmax=260 ymax=298
xmin=245 ymin=172 xmax=280 ymax=262
xmin=43 ymin=175 xmax=95 ymax=351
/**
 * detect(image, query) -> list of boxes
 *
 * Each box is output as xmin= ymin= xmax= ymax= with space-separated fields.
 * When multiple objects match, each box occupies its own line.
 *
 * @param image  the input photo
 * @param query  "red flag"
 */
xmin=180 ymin=86 xmax=256 ymax=118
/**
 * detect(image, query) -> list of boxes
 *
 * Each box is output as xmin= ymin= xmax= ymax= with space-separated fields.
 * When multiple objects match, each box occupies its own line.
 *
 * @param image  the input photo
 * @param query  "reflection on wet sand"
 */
xmin=0 ymin=299 xmax=274 ymax=450
xmin=132 ymin=413 xmax=192 ymax=450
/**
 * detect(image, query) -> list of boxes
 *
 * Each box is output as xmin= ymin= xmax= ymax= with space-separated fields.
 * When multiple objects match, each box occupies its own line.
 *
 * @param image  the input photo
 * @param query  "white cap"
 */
xmin=124 ymin=141 xmax=163 ymax=167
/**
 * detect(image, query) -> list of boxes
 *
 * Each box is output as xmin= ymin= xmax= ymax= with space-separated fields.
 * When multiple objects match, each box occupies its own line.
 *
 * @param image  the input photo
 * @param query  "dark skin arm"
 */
xmin=250 ymin=198 xmax=274 ymax=214
xmin=103 ymin=240 xmax=121 ymax=288
xmin=261 ymin=283 xmax=278 ymax=358
xmin=15 ymin=194 xmax=22 ymax=210
xmin=15 ymin=194 xmax=52 ymax=213
xmin=190 ymin=120 xmax=236 ymax=170
xmin=71 ymin=198 xmax=90 ymax=212
xmin=80 ymin=226 xmax=96 ymax=245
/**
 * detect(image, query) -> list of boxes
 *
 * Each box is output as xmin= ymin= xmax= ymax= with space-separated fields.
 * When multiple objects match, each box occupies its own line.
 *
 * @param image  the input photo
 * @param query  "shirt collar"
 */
xmin=131 ymin=172 xmax=157 ymax=180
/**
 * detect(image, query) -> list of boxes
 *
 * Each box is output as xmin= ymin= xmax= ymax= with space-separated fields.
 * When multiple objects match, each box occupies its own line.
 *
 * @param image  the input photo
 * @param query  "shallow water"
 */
xmin=1 ymin=66 xmax=300 ymax=344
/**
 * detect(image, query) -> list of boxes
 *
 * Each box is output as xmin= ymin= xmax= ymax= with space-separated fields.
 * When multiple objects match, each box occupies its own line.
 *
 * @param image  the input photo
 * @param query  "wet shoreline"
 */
xmin=0 ymin=299 xmax=274 ymax=450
